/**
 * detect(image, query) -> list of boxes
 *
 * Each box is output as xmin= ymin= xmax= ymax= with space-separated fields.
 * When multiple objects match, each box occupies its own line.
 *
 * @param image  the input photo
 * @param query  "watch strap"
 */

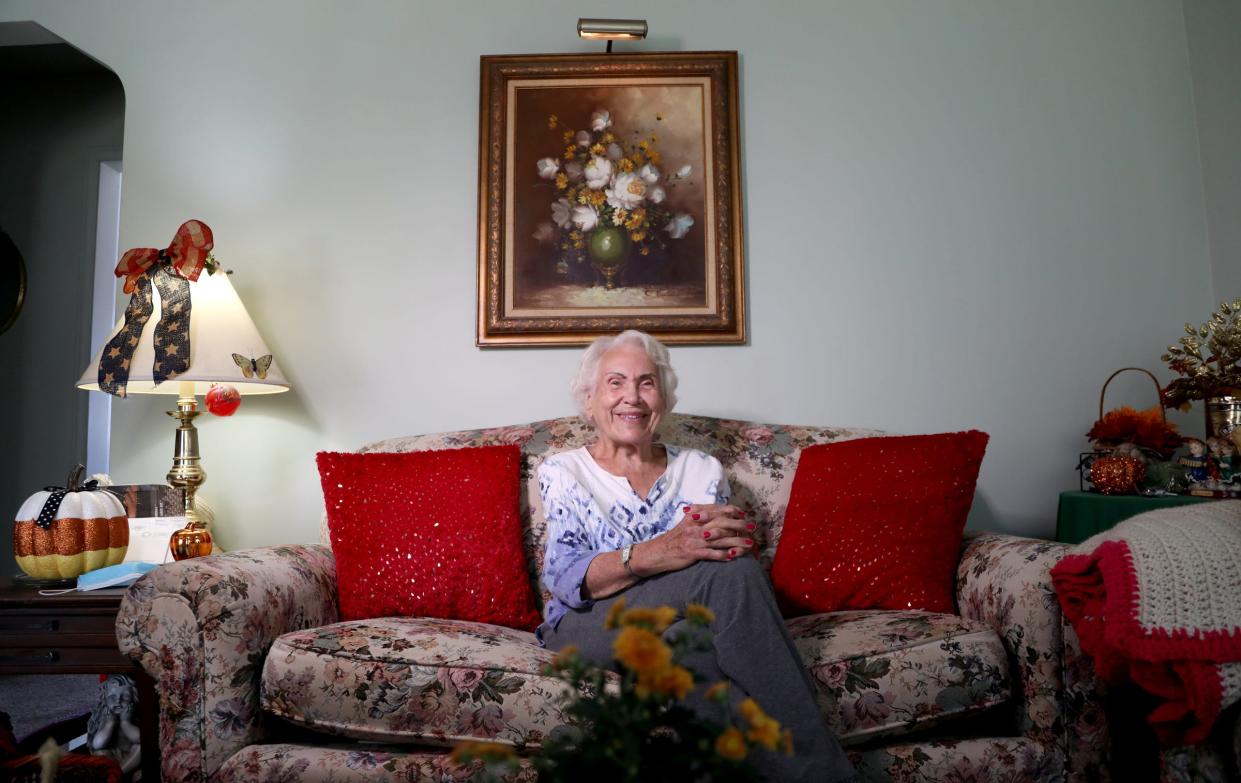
xmin=621 ymin=544 xmax=636 ymax=577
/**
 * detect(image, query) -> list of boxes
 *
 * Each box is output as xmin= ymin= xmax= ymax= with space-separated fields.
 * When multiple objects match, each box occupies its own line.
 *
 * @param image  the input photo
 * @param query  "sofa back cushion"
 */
xmin=333 ymin=414 xmax=884 ymax=610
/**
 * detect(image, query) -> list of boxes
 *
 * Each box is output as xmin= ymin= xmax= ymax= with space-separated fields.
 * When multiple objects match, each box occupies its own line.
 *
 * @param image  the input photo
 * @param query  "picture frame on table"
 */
xmin=476 ymin=51 xmax=746 ymax=347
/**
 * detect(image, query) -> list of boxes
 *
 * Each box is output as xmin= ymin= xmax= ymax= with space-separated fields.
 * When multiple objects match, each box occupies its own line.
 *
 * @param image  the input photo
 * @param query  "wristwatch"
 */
xmin=621 ymin=544 xmax=636 ymax=578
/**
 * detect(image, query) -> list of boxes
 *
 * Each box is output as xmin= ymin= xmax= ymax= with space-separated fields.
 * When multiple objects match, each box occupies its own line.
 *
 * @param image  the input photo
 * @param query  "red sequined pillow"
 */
xmin=770 ymin=431 xmax=989 ymax=616
xmin=316 ymin=446 xmax=542 ymax=630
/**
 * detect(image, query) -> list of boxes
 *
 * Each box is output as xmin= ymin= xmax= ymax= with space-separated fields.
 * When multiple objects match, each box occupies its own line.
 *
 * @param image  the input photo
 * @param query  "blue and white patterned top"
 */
xmin=537 ymin=445 xmax=730 ymax=643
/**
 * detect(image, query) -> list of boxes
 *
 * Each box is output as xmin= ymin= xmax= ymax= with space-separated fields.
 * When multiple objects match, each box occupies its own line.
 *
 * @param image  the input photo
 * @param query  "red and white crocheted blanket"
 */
xmin=1051 ymin=501 xmax=1241 ymax=746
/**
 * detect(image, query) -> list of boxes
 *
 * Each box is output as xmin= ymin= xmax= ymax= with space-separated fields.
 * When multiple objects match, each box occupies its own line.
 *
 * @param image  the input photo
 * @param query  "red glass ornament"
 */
xmin=205 ymin=384 xmax=241 ymax=416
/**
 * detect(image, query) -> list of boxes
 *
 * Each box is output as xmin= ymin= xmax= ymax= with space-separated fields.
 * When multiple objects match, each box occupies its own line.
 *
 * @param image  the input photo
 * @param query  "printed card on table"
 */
xmin=106 ymin=484 xmax=185 ymax=563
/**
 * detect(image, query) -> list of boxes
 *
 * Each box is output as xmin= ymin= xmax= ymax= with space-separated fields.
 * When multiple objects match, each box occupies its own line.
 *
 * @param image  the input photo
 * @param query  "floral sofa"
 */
xmin=116 ymin=414 xmax=1110 ymax=782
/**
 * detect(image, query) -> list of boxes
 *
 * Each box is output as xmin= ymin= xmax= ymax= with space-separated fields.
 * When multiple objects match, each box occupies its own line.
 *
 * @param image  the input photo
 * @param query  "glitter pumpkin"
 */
xmin=13 ymin=486 xmax=128 ymax=580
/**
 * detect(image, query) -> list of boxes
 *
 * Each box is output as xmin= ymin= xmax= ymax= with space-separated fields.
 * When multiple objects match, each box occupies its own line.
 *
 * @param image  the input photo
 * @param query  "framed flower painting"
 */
xmin=477 ymin=51 xmax=745 ymax=346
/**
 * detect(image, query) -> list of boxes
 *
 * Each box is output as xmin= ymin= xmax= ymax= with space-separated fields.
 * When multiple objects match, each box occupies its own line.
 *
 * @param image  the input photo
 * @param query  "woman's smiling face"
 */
xmin=587 ymin=343 xmax=665 ymax=449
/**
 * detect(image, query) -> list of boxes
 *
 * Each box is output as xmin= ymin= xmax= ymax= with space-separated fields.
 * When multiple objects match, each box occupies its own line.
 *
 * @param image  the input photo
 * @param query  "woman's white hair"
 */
xmin=570 ymin=330 xmax=678 ymax=421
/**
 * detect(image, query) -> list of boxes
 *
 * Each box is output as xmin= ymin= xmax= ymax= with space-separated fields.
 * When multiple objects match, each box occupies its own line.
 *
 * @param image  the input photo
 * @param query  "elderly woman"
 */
xmin=538 ymin=330 xmax=855 ymax=782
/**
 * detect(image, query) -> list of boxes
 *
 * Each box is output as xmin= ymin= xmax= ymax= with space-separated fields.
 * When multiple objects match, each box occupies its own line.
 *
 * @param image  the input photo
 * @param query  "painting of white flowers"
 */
xmin=477 ymin=52 xmax=745 ymax=346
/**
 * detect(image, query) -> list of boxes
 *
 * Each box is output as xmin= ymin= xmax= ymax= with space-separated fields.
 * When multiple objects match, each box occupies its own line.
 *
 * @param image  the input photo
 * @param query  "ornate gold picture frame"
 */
xmin=477 ymin=51 xmax=745 ymax=346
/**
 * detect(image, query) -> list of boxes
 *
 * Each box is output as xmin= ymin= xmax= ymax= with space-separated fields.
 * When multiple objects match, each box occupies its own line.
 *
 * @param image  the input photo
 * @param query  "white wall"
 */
xmin=0 ymin=1 xmax=1218 ymax=547
xmin=1183 ymin=0 xmax=1241 ymax=302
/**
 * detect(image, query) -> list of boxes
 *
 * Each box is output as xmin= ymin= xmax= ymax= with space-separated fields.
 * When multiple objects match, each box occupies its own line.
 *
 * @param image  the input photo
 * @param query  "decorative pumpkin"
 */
xmin=1090 ymin=455 xmax=1146 ymax=495
xmin=12 ymin=465 xmax=128 ymax=580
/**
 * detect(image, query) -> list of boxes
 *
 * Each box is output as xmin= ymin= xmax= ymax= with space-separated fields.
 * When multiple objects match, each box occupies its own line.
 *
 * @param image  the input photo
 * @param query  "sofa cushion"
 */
xmin=217 ymin=743 xmax=538 ymax=782
xmin=316 ymin=446 xmax=542 ymax=630
xmin=788 ymin=609 xmax=1011 ymax=746
xmin=261 ymin=617 xmax=581 ymax=749
xmin=772 ymin=431 xmax=989 ymax=615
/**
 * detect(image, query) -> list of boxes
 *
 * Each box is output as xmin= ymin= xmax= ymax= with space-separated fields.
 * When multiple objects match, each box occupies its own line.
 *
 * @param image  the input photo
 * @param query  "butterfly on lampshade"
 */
xmin=232 ymin=353 xmax=273 ymax=379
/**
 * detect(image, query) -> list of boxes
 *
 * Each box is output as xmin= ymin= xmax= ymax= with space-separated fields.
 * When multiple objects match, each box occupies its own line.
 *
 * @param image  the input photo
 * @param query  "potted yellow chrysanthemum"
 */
xmin=452 ymin=601 xmax=790 ymax=782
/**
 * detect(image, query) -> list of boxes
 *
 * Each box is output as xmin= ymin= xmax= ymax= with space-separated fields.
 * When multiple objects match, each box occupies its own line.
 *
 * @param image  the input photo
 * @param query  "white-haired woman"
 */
xmin=538 ymin=330 xmax=855 ymax=782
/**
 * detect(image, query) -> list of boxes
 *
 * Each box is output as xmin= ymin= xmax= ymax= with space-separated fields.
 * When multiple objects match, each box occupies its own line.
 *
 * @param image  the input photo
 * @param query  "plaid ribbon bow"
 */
xmin=98 ymin=220 xmax=214 ymax=397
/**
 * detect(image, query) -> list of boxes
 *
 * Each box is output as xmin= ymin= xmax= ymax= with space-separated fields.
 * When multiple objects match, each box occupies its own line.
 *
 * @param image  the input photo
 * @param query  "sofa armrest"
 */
xmin=116 ymin=544 xmax=339 ymax=782
xmin=956 ymin=532 xmax=1108 ymax=782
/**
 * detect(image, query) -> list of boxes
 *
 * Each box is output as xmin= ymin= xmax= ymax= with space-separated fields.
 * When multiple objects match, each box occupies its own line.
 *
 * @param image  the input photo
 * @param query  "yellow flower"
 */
xmin=555 ymin=173 xmax=568 ymax=190
xmin=781 ymin=728 xmax=795 ymax=756
xmin=589 ymin=190 xmax=606 ymax=207
xmin=686 ymin=604 xmax=716 ymax=626
xmin=739 ymin=698 xmax=763 ymax=723
xmin=747 ymin=713 xmax=782 ymax=750
xmin=562 ymin=130 xmax=573 ymax=143
xmin=629 ymin=231 xmax=645 ymax=243
xmin=613 ymin=626 xmax=672 ymax=675
xmin=551 ymin=644 xmax=579 ymax=669
xmin=602 ymin=132 xmax=615 ymax=143
xmin=563 ymin=146 xmax=576 ymax=160
xmin=573 ymin=240 xmax=584 ymax=249
xmin=715 ymin=727 xmax=748 ymax=761
xmin=548 ymin=114 xmax=558 ymax=129
xmin=650 ymin=134 xmax=659 ymax=144
xmin=617 ymin=158 xmax=634 ymax=173
xmin=569 ymin=230 xmax=582 ymax=242
xmin=648 ymin=150 xmax=662 ymax=164
xmin=639 ymin=664 xmax=694 ymax=700
xmin=705 ymin=681 xmax=730 ymax=702
xmin=638 ymin=140 xmax=650 ymax=151
xmin=739 ymin=698 xmax=782 ymax=750
xmin=619 ymin=605 xmax=677 ymax=634
xmin=604 ymin=598 xmax=627 ymax=630
xmin=590 ymin=143 xmax=606 ymax=156
xmin=577 ymin=191 xmax=591 ymax=204
xmin=630 ymin=153 xmax=645 ymax=166
xmin=449 ymin=741 xmax=516 ymax=764
xmin=612 ymin=208 xmax=628 ymax=226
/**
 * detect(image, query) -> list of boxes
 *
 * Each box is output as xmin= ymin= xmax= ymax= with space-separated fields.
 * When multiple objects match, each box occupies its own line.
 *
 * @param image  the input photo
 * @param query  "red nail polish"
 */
xmin=728 ymin=550 xmax=736 ymax=559
xmin=738 ymin=510 xmax=746 ymax=517
xmin=692 ymin=513 xmax=700 ymax=520
xmin=683 ymin=505 xmax=691 ymax=511
xmin=744 ymin=539 xmax=753 ymax=546
xmin=703 ymin=530 xmax=711 ymax=539
xmin=745 ymin=523 xmax=756 ymax=531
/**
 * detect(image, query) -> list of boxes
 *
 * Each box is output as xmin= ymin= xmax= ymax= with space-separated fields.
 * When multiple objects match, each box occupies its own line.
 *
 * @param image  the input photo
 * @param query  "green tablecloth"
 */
xmin=1055 ymin=491 xmax=1212 ymax=545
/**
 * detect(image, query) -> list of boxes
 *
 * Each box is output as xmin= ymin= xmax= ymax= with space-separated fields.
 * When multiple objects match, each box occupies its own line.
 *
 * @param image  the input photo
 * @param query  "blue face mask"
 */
xmin=77 ymin=561 xmax=158 ymax=590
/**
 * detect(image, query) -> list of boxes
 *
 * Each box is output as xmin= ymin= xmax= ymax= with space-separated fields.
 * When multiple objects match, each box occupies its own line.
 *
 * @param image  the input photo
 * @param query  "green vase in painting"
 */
xmin=588 ymin=227 xmax=629 ymax=289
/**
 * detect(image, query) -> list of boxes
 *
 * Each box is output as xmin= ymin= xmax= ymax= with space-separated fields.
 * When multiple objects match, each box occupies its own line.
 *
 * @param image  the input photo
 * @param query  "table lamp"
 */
xmin=76 ymin=222 xmax=289 ymax=559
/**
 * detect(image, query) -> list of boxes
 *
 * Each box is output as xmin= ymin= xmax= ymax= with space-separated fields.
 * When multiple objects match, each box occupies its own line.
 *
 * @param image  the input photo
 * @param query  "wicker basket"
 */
xmin=1082 ymin=367 xmax=1169 ymax=495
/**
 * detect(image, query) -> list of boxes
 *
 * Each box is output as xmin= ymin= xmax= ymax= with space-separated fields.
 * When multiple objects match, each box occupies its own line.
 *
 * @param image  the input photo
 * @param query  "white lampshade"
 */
xmin=77 ymin=269 xmax=289 ymax=396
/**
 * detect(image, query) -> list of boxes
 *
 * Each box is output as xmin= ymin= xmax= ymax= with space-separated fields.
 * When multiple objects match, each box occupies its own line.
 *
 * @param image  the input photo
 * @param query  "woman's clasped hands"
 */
xmin=647 ymin=504 xmax=757 ymax=571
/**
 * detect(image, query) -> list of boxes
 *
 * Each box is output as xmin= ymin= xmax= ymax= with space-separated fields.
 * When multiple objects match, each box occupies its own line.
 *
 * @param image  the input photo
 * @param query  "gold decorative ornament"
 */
xmin=1090 ymin=456 xmax=1146 ymax=495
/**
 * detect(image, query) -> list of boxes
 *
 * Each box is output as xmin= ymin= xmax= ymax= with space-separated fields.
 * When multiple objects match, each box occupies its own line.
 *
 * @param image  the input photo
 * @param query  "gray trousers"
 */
xmin=542 ymin=557 xmax=856 ymax=783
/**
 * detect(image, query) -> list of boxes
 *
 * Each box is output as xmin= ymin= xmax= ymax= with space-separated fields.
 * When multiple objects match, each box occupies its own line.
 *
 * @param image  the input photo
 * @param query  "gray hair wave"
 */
xmin=569 ymin=330 xmax=678 ymax=421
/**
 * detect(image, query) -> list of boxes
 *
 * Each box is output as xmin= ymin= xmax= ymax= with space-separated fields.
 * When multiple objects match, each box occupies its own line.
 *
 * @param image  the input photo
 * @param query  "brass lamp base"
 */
xmin=167 ymin=383 xmax=211 ymax=561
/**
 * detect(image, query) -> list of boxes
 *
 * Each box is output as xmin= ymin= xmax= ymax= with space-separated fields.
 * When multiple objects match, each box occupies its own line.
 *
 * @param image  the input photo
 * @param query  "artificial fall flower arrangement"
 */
xmin=532 ymin=108 xmax=697 ymax=275
xmin=1086 ymin=405 xmax=1183 ymax=459
xmin=1160 ymin=298 xmax=1241 ymax=410
xmin=452 ymin=601 xmax=787 ymax=783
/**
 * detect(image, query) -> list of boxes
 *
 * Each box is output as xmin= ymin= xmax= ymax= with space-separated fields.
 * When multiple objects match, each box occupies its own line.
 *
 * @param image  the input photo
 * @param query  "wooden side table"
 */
xmin=0 ymin=575 xmax=158 ymax=781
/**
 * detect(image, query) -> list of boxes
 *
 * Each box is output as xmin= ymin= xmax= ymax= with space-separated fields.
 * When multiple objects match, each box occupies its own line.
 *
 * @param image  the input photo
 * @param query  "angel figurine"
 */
xmin=86 ymin=675 xmax=141 ymax=776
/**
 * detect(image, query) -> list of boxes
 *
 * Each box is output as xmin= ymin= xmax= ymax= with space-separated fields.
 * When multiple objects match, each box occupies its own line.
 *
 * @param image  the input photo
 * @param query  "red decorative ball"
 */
xmin=204 ymin=384 xmax=241 ymax=416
